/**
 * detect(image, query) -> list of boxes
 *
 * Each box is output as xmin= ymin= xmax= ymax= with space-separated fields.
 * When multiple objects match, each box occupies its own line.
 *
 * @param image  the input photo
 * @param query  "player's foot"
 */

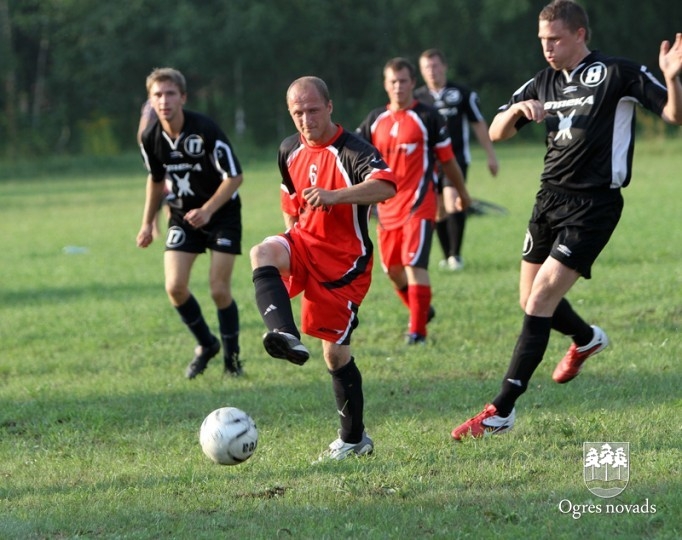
xmin=439 ymin=255 xmax=464 ymax=271
xmin=451 ymin=404 xmax=515 ymax=440
xmin=406 ymin=332 xmax=426 ymax=345
xmin=185 ymin=337 xmax=220 ymax=379
xmin=223 ymin=351 xmax=243 ymax=377
xmin=317 ymin=431 xmax=374 ymax=461
xmin=553 ymin=325 xmax=609 ymax=384
xmin=262 ymin=330 xmax=309 ymax=366
xmin=427 ymin=305 xmax=436 ymax=324
xmin=406 ymin=306 xmax=435 ymax=335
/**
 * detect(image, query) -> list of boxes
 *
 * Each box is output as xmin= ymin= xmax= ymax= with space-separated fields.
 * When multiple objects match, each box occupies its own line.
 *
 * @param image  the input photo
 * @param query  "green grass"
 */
xmin=1 ymin=139 xmax=680 ymax=539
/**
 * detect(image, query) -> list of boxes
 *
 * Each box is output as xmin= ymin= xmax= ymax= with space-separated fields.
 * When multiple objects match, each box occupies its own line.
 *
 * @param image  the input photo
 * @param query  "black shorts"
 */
xmin=165 ymin=209 xmax=242 ymax=254
xmin=436 ymin=162 xmax=468 ymax=194
xmin=522 ymin=186 xmax=623 ymax=279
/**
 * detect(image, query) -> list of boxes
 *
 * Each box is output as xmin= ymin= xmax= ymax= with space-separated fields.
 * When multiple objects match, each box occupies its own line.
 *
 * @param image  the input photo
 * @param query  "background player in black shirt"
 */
xmin=452 ymin=0 xmax=682 ymax=439
xmin=137 ymin=68 xmax=244 ymax=379
xmin=416 ymin=49 xmax=499 ymax=271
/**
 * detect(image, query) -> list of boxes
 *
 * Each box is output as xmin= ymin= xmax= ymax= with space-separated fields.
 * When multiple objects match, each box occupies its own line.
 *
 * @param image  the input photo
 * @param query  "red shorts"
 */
xmin=377 ymin=216 xmax=434 ymax=270
xmin=271 ymin=230 xmax=371 ymax=344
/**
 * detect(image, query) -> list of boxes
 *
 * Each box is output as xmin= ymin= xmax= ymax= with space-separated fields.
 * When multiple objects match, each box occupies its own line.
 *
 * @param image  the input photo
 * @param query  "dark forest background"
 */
xmin=1 ymin=0 xmax=680 ymax=157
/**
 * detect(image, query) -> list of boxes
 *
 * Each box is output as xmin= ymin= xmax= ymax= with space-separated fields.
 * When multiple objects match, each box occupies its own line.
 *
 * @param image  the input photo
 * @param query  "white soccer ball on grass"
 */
xmin=199 ymin=407 xmax=258 ymax=465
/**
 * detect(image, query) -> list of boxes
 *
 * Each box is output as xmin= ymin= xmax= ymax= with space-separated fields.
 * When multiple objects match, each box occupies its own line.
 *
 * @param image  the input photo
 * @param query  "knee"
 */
xmin=324 ymin=350 xmax=351 ymax=371
xmin=387 ymin=266 xmax=405 ymax=285
xmin=210 ymin=285 xmax=231 ymax=307
xmin=166 ymin=282 xmax=189 ymax=305
xmin=250 ymin=242 xmax=272 ymax=269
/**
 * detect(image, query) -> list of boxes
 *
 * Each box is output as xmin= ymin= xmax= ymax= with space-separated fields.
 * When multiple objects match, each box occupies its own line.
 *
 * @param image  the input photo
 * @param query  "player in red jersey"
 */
xmin=250 ymin=76 xmax=396 ymax=461
xmin=357 ymin=57 xmax=471 ymax=344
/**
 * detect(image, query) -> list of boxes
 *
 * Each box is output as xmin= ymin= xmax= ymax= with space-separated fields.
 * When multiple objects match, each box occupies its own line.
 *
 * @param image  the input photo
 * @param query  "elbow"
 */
xmin=489 ymin=128 xmax=514 ymax=143
xmin=488 ymin=112 xmax=518 ymax=142
xmin=662 ymin=110 xmax=682 ymax=126
xmin=488 ymin=125 xmax=506 ymax=142
xmin=376 ymin=186 xmax=396 ymax=204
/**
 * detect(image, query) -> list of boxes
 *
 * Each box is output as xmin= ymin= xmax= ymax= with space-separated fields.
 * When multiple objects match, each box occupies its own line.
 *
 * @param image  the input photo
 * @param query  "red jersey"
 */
xmin=278 ymin=125 xmax=396 ymax=289
xmin=357 ymin=100 xmax=454 ymax=230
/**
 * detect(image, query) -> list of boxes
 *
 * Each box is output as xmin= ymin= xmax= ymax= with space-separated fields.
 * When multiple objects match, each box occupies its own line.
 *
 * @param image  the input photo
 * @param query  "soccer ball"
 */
xmin=199 ymin=407 xmax=258 ymax=465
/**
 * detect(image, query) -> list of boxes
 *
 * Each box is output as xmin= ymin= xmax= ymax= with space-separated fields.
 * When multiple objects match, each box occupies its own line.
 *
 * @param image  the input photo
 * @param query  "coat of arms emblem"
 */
xmin=583 ymin=442 xmax=629 ymax=498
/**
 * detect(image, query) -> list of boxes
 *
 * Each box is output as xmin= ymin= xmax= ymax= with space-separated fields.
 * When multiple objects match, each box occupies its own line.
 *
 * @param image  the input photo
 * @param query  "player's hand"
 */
xmin=184 ymin=208 xmax=211 ymax=228
xmin=137 ymin=224 xmax=154 ymax=248
xmin=455 ymin=191 xmax=472 ymax=212
xmin=513 ymin=100 xmax=546 ymax=123
xmin=302 ymin=186 xmax=334 ymax=209
xmin=488 ymin=156 xmax=500 ymax=177
xmin=660 ymin=33 xmax=682 ymax=81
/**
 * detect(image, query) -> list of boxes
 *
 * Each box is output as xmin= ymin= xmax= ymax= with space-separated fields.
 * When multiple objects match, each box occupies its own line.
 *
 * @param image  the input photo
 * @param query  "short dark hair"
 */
xmin=146 ymin=67 xmax=187 ymax=95
xmin=419 ymin=48 xmax=447 ymax=64
xmin=383 ymin=57 xmax=417 ymax=80
xmin=539 ymin=0 xmax=591 ymax=43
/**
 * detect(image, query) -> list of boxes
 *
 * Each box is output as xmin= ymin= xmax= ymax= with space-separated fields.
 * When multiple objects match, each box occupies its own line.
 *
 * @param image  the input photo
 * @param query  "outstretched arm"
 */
xmin=659 ymin=33 xmax=682 ymax=125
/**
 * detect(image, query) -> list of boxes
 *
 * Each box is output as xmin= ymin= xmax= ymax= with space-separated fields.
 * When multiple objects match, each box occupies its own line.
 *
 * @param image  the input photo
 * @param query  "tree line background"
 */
xmin=1 ymin=0 xmax=680 ymax=158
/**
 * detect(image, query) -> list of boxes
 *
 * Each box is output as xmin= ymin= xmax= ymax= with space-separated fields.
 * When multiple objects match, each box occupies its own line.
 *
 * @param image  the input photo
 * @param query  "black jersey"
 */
xmin=503 ymin=50 xmax=667 ymax=191
xmin=140 ymin=109 xmax=242 ymax=217
xmin=415 ymin=82 xmax=485 ymax=169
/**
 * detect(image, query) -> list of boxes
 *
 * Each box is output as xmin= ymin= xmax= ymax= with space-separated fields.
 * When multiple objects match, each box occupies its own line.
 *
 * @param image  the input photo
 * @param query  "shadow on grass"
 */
xmin=0 ymin=282 xmax=164 ymax=307
xmin=1 ymin=357 xmax=679 ymax=447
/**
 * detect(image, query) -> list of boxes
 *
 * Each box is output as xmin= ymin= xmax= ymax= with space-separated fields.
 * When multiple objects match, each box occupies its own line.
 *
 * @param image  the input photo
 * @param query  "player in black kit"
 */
xmin=452 ymin=0 xmax=682 ymax=439
xmin=416 ymin=49 xmax=499 ymax=271
xmin=137 ymin=67 xmax=244 ymax=379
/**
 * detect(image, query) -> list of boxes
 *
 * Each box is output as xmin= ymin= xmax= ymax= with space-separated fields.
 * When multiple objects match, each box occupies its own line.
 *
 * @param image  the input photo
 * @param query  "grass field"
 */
xmin=1 ymin=139 xmax=680 ymax=539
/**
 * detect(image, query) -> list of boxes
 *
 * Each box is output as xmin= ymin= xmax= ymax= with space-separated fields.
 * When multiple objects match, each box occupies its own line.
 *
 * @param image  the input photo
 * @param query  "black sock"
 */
xmin=329 ymin=358 xmax=364 ymax=443
xmin=217 ymin=300 xmax=239 ymax=359
xmin=435 ymin=219 xmax=449 ymax=259
xmin=447 ymin=211 xmax=466 ymax=258
xmin=552 ymin=298 xmax=593 ymax=346
xmin=252 ymin=266 xmax=299 ymax=338
xmin=175 ymin=295 xmax=215 ymax=347
xmin=492 ymin=315 xmax=552 ymax=416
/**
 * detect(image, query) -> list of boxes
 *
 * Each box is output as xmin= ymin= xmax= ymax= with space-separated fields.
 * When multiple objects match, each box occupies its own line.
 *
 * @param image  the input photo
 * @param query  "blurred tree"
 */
xmin=0 ymin=0 xmax=679 ymax=158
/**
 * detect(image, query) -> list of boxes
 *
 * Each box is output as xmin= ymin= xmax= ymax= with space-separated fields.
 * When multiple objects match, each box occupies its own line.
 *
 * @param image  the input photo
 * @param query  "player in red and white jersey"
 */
xmin=250 ymin=76 xmax=396 ymax=461
xmin=357 ymin=57 xmax=471 ymax=344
